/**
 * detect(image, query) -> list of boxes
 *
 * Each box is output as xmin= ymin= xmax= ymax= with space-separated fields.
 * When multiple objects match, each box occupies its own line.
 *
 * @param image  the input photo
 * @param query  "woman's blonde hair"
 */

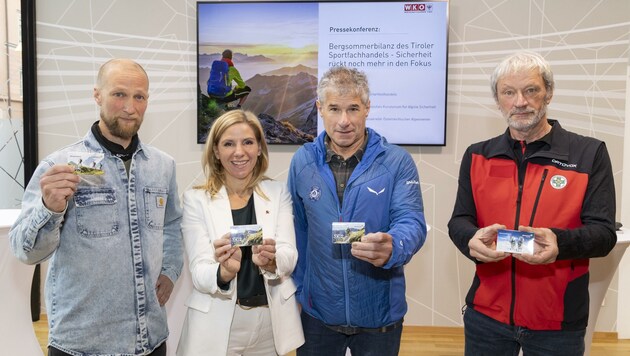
xmin=196 ymin=110 xmax=269 ymax=199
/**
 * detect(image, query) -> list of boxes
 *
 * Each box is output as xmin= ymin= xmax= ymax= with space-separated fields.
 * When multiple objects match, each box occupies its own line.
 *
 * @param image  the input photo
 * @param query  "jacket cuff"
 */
xmin=22 ymin=201 xmax=65 ymax=251
xmin=382 ymin=237 xmax=403 ymax=269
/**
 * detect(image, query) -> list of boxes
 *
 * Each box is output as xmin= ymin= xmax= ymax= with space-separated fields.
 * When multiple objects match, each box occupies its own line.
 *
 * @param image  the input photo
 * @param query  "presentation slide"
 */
xmin=197 ymin=1 xmax=448 ymax=145
xmin=318 ymin=2 xmax=448 ymax=145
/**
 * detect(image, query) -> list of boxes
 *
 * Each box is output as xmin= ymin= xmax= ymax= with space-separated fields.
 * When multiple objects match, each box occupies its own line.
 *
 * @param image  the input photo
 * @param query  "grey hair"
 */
xmin=317 ymin=67 xmax=370 ymax=106
xmin=490 ymin=52 xmax=554 ymax=102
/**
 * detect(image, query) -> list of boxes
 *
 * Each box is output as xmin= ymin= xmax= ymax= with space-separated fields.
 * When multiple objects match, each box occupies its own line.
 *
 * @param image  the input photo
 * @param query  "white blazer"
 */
xmin=176 ymin=180 xmax=304 ymax=356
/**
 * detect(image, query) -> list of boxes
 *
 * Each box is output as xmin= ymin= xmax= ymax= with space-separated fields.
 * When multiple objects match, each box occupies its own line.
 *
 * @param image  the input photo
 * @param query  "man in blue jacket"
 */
xmin=288 ymin=67 xmax=427 ymax=356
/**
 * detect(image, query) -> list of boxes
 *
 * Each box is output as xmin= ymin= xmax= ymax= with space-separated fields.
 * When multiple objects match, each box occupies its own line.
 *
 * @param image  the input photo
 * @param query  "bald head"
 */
xmin=93 ymin=58 xmax=150 ymax=148
xmin=96 ymin=59 xmax=149 ymax=90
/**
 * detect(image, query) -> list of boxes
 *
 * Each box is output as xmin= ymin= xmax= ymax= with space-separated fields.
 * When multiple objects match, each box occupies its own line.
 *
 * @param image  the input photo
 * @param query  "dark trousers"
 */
xmin=215 ymin=86 xmax=251 ymax=103
xmin=464 ymin=307 xmax=585 ymax=356
xmin=297 ymin=312 xmax=403 ymax=356
xmin=48 ymin=342 xmax=166 ymax=356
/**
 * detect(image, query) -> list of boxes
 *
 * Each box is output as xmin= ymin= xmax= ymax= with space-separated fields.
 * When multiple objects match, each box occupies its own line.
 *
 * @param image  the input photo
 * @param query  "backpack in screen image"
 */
xmin=207 ymin=60 xmax=231 ymax=97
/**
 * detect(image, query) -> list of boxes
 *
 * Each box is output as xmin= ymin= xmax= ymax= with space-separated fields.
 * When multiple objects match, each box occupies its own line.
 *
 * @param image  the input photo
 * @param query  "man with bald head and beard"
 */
xmin=10 ymin=59 xmax=183 ymax=356
xmin=448 ymin=52 xmax=616 ymax=355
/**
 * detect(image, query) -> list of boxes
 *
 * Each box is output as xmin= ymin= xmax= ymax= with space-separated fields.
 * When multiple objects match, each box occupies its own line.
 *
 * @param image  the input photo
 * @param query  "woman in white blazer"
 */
xmin=177 ymin=110 xmax=304 ymax=355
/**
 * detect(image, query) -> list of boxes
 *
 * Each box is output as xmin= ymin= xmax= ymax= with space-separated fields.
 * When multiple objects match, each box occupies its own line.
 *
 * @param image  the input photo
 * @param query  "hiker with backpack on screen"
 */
xmin=207 ymin=49 xmax=252 ymax=109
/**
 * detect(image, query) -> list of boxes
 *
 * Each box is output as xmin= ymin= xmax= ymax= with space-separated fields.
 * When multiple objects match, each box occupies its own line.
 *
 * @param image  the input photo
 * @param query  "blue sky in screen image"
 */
xmin=198 ymin=2 xmax=318 ymax=49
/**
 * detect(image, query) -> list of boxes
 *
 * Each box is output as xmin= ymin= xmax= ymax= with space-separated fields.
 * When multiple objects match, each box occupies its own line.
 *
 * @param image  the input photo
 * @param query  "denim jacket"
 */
xmin=9 ymin=130 xmax=183 ymax=355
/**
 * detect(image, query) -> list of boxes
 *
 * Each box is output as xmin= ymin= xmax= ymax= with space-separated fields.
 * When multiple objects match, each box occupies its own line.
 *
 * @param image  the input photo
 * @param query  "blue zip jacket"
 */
xmin=288 ymin=128 xmax=426 ymax=328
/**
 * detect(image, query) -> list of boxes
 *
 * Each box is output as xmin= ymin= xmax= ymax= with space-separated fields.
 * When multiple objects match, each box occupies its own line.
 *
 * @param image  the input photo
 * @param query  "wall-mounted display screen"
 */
xmin=197 ymin=1 xmax=449 ymax=145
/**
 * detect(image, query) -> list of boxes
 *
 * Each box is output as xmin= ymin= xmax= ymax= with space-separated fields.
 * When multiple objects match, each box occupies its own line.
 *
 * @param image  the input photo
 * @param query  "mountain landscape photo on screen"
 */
xmin=197 ymin=2 xmax=319 ymax=144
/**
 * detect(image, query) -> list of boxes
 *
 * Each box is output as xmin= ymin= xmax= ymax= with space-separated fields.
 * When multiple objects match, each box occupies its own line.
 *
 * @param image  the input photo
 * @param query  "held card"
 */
xmin=332 ymin=222 xmax=365 ymax=244
xmin=67 ymin=152 xmax=105 ymax=175
xmin=230 ymin=224 xmax=263 ymax=246
xmin=496 ymin=229 xmax=534 ymax=254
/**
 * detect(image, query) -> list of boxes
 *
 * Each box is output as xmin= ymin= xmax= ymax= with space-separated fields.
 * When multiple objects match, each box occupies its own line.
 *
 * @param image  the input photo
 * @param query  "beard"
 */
xmin=502 ymin=103 xmax=547 ymax=133
xmin=100 ymin=112 xmax=141 ymax=140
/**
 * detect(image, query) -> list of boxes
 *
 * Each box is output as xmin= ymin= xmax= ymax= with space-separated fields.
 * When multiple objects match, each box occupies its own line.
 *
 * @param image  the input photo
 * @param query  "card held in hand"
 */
xmin=230 ymin=224 xmax=263 ymax=246
xmin=496 ymin=229 xmax=534 ymax=254
xmin=68 ymin=152 xmax=105 ymax=175
xmin=332 ymin=222 xmax=365 ymax=244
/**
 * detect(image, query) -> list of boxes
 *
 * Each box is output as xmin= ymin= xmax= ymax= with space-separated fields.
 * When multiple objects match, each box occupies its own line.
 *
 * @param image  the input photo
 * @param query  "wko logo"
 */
xmin=404 ymin=3 xmax=432 ymax=12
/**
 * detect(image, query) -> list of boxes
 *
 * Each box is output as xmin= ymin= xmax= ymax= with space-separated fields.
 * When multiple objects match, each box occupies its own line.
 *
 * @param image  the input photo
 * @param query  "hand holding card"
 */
xmin=511 ymin=227 xmax=559 ymax=265
xmin=39 ymin=164 xmax=81 ymax=213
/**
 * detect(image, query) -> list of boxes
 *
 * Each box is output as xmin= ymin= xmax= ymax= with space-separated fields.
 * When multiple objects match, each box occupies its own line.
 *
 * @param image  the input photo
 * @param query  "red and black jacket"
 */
xmin=448 ymin=120 xmax=616 ymax=331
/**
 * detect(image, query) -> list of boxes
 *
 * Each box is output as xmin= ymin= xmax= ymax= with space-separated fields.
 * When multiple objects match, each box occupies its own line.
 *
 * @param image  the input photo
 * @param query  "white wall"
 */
xmin=617 ymin=42 xmax=630 ymax=338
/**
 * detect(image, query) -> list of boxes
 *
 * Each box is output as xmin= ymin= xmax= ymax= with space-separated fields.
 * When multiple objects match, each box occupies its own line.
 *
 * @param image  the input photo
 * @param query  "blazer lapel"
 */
xmin=205 ymin=187 xmax=234 ymax=238
xmin=254 ymin=188 xmax=274 ymax=239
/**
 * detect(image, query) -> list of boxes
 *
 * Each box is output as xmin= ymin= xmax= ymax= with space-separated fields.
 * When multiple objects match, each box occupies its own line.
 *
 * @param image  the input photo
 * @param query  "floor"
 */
xmin=33 ymin=316 xmax=630 ymax=355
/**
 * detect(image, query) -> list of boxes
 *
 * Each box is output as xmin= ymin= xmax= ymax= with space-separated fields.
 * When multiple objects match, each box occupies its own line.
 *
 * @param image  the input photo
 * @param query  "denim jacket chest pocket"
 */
xmin=144 ymin=187 xmax=168 ymax=230
xmin=73 ymin=188 xmax=119 ymax=237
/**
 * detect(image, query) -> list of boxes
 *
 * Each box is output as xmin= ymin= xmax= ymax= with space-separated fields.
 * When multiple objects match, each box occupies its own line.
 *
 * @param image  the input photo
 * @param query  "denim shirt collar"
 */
xmin=83 ymin=129 xmax=150 ymax=160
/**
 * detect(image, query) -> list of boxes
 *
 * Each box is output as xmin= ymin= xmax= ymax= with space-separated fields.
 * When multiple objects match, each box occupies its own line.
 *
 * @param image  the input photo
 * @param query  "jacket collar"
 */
xmin=313 ymin=127 xmax=386 ymax=166
xmin=83 ymin=128 xmax=148 ymax=159
xmin=485 ymin=119 xmax=569 ymax=161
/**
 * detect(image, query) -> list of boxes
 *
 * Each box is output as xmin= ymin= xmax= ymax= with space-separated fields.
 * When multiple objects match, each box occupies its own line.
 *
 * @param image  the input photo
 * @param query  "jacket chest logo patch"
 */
xmin=309 ymin=185 xmax=322 ymax=201
xmin=156 ymin=196 xmax=166 ymax=208
xmin=367 ymin=186 xmax=385 ymax=196
xmin=550 ymin=175 xmax=568 ymax=189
